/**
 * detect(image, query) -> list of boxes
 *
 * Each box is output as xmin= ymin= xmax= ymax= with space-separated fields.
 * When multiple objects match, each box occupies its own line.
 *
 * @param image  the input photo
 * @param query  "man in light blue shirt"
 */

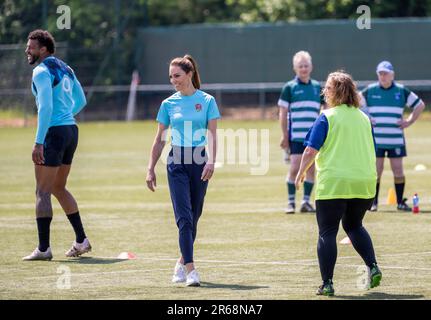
xmin=22 ymin=30 xmax=92 ymax=261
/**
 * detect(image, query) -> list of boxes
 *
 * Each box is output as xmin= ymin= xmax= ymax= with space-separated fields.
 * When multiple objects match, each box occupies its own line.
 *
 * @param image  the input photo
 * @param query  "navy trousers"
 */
xmin=167 ymin=147 xmax=208 ymax=264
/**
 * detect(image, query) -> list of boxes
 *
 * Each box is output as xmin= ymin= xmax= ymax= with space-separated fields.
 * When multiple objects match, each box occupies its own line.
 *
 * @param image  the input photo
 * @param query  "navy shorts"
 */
xmin=289 ymin=141 xmax=306 ymax=155
xmin=375 ymin=146 xmax=407 ymax=158
xmin=43 ymin=125 xmax=78 ymax=167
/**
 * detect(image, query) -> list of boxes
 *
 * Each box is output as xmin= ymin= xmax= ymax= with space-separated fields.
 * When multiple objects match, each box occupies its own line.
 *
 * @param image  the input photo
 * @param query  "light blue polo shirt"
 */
xmin=156 ymin=90 xmax=221 ymax=147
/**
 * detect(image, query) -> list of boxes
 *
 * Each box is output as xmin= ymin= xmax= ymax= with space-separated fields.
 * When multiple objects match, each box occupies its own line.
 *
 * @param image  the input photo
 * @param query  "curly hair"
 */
xmin=324 ymin=71 xmax=360 ymax=108
xmin=28 ymin=29 xmax=55 ymax=54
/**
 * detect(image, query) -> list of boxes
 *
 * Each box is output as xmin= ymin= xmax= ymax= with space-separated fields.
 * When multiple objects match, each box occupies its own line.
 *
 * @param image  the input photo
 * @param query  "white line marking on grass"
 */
xmin=0 ymin=205 xmax=289 ymax=216
xmin=137 ymin=251 xmax=431 ymax=272
xmin=7 ymin=251 xmax=431 ymax=280
xmin=24 ymin=267 xmax=173 ymax=280
xmin=17 ymin=250 xmax=431 ymax=283
xmin=289 ymin=250 xmax=431 ymax=263
xmin=141 ymin=249 xmax=431 ymax=262
xmin=23 ymin=259 xmax=431 ymax=283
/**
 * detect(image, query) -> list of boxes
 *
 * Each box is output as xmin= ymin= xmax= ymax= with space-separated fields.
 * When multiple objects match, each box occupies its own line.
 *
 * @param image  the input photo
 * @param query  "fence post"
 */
xmin=259 ymin=88 xmax=266 ymax=119
xmin=216 ymin=89 xmax=222 ymax=111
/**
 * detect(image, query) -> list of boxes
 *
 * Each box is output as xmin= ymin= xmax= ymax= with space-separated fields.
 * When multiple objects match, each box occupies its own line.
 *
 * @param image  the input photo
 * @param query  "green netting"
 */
xmin=136 ymin=18 xmax=431 ymax=84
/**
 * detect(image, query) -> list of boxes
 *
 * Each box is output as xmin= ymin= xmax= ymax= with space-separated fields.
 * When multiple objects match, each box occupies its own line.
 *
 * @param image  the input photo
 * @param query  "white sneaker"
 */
xmin=65 ymin=238 xmax=92 ymax=257
xmin=186 ymin=269 xmax=201 ymax=287
xmin=172 ymin=261 xmax=187 ymax=283
xmin=369 ymin=203 xmax=378 ymax=212
xmin=285 ymin=202 xmax=295 ymax=214
xmin=300 ymin=201 xmax=316 ymax=213
xmin=22 ymin=247 xmax=53 ymax=261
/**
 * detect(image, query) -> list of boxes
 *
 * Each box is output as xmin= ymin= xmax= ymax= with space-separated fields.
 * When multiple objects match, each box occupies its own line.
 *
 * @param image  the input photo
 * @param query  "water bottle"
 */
xmin=283 ymin=148 xmax=290 ymax=164
xmin=412 ymin=193 xmax=419 ymax=214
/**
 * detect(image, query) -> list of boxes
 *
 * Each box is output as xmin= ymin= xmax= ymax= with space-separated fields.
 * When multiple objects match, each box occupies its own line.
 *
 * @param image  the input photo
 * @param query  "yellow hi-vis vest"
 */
xmin=315 ymin=104 xmax=377 ymax=200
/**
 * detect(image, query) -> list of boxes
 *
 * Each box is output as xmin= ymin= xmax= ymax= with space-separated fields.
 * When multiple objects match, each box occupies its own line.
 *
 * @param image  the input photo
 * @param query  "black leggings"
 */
xmin=315 ymin=198 xmax=377 ymax=282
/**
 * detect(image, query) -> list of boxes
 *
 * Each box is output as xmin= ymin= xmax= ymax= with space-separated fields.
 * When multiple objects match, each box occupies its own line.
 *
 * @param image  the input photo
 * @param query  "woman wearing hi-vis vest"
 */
xmin=295 ymin=71 xmax=382 ymax=297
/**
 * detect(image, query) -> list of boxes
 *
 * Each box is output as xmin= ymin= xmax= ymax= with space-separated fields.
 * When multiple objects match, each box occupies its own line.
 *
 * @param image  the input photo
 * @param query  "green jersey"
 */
xmin=278 ymin=77 xmax=323 ymax=142
xmin=361 ymin=82 xmax=422 ymax=149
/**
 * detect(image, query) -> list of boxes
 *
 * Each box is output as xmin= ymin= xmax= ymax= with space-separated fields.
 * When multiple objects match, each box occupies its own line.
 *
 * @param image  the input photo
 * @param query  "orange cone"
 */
xmin=387 ymin=187 xmax=397 ymax=205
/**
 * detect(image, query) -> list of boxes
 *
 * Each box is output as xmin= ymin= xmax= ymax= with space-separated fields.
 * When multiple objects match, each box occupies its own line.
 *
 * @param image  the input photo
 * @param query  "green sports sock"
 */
xmin=287 ymin=181 xmax=295 ymax=203
xmin=303 ymin=180 xmax=314 ymax=202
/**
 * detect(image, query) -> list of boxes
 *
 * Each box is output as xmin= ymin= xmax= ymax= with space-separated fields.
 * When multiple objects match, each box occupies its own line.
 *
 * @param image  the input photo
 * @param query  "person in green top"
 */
xmin=359 ymin=61 xmax=426 ymax=212
xmin=295 ymin=71 xmax=382 ymax=296
xmin=278 ymin=51 xmax=325 ymax=214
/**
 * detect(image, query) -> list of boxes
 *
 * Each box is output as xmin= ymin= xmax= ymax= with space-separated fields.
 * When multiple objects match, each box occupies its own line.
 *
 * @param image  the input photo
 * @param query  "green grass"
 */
xmin=0 ymin=108 xmax=28 ymax=119
xmin=1 ymin=120 xmax=431 ymax=300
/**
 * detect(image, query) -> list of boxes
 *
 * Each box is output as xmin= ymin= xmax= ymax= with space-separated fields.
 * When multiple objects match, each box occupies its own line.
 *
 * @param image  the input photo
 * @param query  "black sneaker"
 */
xmin=369 ymin=263 xmax=382 ymax=289
xmin=397 ymin=198 xmax=411 ymax=211
xmin=300 ymin=201 xmax=315 ymax=213
xmin=285 ymin=202 xmax=295 ymax=214
xmin=316 ymin=280 xmax=334 ymax=296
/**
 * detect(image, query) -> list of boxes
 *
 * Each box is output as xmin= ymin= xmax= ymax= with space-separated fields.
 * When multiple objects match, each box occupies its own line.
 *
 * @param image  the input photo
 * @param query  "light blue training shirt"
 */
xmin=156 ymin=90 xmax=221 ymax=147
xmin=31 ymin=56 xmax=87 ymax=144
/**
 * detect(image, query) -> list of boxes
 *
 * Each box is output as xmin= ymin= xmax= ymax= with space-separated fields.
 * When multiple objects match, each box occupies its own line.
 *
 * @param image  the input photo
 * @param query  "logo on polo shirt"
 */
xmin=294 ymin=90 xmax=304 ymax=95
xmin=195 ymin=104 xmax=202 ymax=112
xmin=371 ymin=95 xmax=381 ymax=99
xmin=395 ymin=93 xmax=401 ymax=100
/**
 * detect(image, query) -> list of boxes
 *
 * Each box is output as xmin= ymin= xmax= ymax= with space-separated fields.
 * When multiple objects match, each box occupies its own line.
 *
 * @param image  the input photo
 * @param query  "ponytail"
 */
xmin=170 ymin=54 xmax=201 ymax=89
xmin=184 ymin=54 xmax=201 ymax=89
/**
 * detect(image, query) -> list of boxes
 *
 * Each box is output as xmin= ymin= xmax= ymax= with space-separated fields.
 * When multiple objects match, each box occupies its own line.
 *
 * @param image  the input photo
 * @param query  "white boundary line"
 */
xmin=24 ymin=267 xmax=173 ymax=280
xmin=21 ymin=261 xmax=431 ymax=282
xmin=139 ymin=257 xmax=431 ymax=272
xmin=15 ymin=250 xmax=431 ymax=281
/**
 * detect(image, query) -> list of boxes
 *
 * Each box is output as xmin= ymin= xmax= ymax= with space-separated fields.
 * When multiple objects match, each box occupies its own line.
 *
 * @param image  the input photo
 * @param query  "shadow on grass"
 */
xmin=53 ymin=257 xmax=128 ymax=265
xmin=336 ymin=292 xmax=424 ymax=300
xmin=200 ymin=282 xmax=269 ymax=291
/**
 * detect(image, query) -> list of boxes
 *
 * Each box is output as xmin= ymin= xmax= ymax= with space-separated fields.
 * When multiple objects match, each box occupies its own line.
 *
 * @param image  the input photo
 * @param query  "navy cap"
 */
xmin=376 ymin=61 xmax=394 ymax=73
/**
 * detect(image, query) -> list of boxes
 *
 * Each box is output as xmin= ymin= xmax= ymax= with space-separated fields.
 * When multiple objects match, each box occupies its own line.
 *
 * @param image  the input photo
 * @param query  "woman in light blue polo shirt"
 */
xmin=146 ymin=55 xmax=220 ymax=287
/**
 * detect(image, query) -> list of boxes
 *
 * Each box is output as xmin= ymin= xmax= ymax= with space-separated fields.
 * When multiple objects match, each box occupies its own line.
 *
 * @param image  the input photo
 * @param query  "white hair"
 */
xmin=293 ymin=51 xmax=312 ymax=67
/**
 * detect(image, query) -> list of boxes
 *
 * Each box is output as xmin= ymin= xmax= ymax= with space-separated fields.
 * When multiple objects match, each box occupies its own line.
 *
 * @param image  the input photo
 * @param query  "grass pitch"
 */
xmin=0 ymin=119 xmax=430 ymax=300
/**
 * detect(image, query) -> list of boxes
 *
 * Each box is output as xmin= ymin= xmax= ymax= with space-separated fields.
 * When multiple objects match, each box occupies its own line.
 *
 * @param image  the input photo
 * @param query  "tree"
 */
xmin=1 ymin=0 xmax=430 ymax=86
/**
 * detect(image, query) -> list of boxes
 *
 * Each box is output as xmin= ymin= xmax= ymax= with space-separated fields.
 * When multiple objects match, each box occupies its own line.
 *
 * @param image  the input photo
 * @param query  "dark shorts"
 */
xmin=289 ymin=141 xmax=306 ymax=155
xmin=375 ymin=146 xmax=407 ymax=158
xmin=43 ymin=125 xmax=78 ymax=167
